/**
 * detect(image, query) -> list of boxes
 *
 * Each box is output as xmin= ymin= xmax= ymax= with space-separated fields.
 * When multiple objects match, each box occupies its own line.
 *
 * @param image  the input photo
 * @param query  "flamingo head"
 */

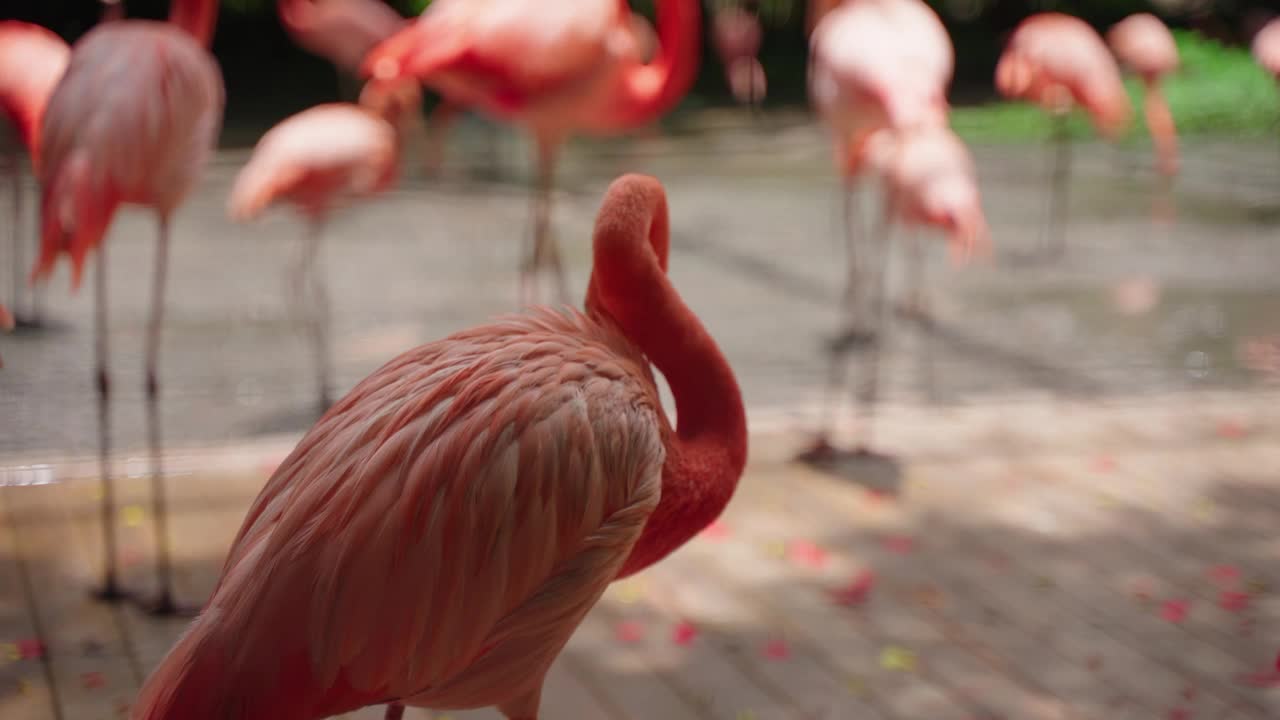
xmin=920 ymin=174 xmax=990 ymax=266
xmin=358 ymin=78 xmax=422 ymax=131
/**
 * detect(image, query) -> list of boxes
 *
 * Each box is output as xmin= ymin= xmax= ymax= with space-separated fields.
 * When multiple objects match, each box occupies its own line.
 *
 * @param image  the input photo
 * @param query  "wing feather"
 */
xmin=203 ymin=309 xmax=664 ymax=715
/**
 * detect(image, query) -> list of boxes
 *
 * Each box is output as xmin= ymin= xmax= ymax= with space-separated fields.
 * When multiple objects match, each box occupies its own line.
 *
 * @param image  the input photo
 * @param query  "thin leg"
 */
xmin=850 ymin=210 xmax=893 ymax=454
xmin=92 ymin=245 xmax=123 ymax=602
xmin=9 ymin=148 xmax=23 ymax=319
xmin=302 ymin=220 xmax=332 ymax=413
xmin=384 ymin=703 xmax=404 ymax=720
xmin=522 ymin=136 xmax=564 ymax=307
xmin=904 ymin=232 xmax=938 ymax=403
xmin=425 ymin=101 xmax=461 ymax=179
xmin=1045 ymin=113 xmax=1072 ymax=259
xmin=142 ymin=216 xmax=188 ymax=616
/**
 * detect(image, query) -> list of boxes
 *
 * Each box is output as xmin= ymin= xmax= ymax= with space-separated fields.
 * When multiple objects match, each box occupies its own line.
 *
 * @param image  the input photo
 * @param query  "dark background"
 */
xmin=6 ymin=1 xmax=1280 ymax=126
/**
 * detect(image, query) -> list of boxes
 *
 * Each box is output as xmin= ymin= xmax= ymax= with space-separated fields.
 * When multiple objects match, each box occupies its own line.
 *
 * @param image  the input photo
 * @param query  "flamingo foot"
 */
xmin=91 ymin=574 xmax=127 ymax=604
xmin=794 ymin=435 xmax=839 ymax=464
xmin=825 ymin=327 xmax=878 ymax=355
xmin=136 ymin=588 xmax=200 ymax=618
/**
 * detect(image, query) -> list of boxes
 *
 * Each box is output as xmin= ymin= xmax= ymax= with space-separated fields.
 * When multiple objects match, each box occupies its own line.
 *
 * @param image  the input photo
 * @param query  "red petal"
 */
xmin=615 ymin=621 xmax=644 ymax=643
xmin=1219 ymin=590 xmax=1250 ymax=613
xmin=1208 ymin=564 xmax=1241 ymax=586
xmin=1160 ymin=599 xmax=1190 ymax=623
xmin=786 ymin=539 xmax=828 ymax=568
xmin=671 ymin=620 xmax=698 ymax=646
xmin=830 ymin=570 xmax=876 ymax=607
xmin=763 ymin=638 xmax=790 ymax=660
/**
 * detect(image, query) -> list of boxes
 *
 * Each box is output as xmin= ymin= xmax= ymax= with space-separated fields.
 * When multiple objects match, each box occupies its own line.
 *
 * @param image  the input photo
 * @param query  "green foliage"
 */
xmin=951 ymin=29 xmax=1280 ymax=143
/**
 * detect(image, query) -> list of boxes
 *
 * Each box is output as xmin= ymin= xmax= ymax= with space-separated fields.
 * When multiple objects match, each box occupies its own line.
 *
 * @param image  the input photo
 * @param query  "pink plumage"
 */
xmin=1108 ymin=13 xmax=1179 ymax=177
xmin=809 ymin=0 xmax=954 ymax=175
xmin=278 ymin=0 xmax=409 ymax=74
xmin=1254 ymin=18 xmax=1280 ymax=78
xmin=0 ymin=21 xmax=70 ymax=163
xmin=133 ymin=174 xmax=748 ymax=720
xmin=995 ymin=12 xmax=1131 ymax=140
xmin=229 ymin=103 xmax=399 ymax=222
xmin=871 ymin=126 xmax=990 ymax=263
xmin=33 ymin=2 xmax=224 ymax=288
xmin=712 ymin=6 xmax=766 ymax=105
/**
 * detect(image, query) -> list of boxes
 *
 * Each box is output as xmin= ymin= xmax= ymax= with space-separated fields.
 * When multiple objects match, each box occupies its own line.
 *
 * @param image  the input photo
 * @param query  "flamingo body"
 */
xmin=1108 ymin=13 xmax=1179 ymax=177
xmin=995 ymin=13 xmax=1130 ymax=139
xmin=712 ymin=6 xmax=766 ymax=106
xmin=809 ymin=0 xmax=954 ymax=175
xmin=134 ymin=174 xmax=747 ymax=719
xmin=0 ymin=22 xmax=71 ymax=162
xmin=279 ymin=0 xmax=409 ymax=74
xmin=1253 ymin=18 xmax=1280 ymax=79
xmin=230 ymin=103 xmax=398 ymax=221
xmin=34 ymin=21 xmax=223 ymax=287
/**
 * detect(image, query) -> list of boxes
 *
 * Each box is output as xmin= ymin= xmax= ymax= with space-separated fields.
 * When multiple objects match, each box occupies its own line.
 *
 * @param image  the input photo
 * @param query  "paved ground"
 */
xmin=2 ymin=112 xmax=1279 ymax=457
xmin=1 ymin=392 xmax=1279 ymax=720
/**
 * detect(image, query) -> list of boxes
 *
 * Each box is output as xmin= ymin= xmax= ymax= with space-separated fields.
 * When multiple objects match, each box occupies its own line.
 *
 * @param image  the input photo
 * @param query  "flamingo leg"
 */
xmin=903 ymin=231 xmax=937 ymax=403
xmin=849 ymin=208 xmax=892 ymax=454
xmin=424 ymin=101 xmax=461 ymax=179
xmin=384 ymin=703 xmax=404 ymax=720
xmin=8 ymin=145 xmax=21 ymax=320
xmin=92 ymin=245 xmax=124 ymax=603
xmin=1044 ymin=112 xmax=1072 ymax=259
xmin=523 ymin=135 xmax=566 ymax=307
xmin=303 ymin=219 xmax=333 ymax=413
xmin=141 ymin=216 xmax=191 ymax=617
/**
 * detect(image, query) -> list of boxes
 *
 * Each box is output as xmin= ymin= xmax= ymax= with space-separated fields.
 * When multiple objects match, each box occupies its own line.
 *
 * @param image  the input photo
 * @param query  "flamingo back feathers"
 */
xmin=0 ymin=21 xmax=70 ymax=159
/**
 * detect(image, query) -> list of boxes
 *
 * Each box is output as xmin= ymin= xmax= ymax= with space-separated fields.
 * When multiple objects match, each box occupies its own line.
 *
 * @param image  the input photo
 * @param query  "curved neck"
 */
xmin=169 ymin=0 xmax=218 ymax=47
xmin=609 ymin=0 xmax=702 ymax=128
xmin=585 ymin=176 xmax=748 ymax=577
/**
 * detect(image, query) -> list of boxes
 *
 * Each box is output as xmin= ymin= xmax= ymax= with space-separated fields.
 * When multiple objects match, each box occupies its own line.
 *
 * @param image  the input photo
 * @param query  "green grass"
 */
xmin=951 ymin=30 xmax=1280 ymax=143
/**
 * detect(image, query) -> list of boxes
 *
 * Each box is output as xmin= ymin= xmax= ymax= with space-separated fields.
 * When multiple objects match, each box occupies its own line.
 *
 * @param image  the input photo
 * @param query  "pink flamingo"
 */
xmin=712 ymin=3 xmax=767 ymax=110
xmin=362 ymin=0 xmax=702 ymax=307
xmin=996 ymin=12 xmax=1131 ymax=257
xmin=0 ymin=21 xmax=70 ymax=327
xmin=804 ymin=0 xmax=954 ymax=455
xmin=228 ymin=87 xmax=410 ymax=412
xmin=31 ymin=0 xmax=224 ymax=614
xmin=1107 ymin=13 xmax=1179 ymax=180
xmin=132 ymin=174 xmax=747 ymax=720
xmin=1253 ymin=17 xmax=1280 ymax=80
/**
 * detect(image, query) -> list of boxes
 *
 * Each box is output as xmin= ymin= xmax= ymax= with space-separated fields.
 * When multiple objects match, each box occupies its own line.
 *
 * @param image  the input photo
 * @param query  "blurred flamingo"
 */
xmin=31 ymin=0 xmax=224 ymax=614
xmin=1252 ymin=17 xmax=1280 ymax=80
xmin=132 ymin=174 xmax=747 ymax=720
xmin=996 ymin=12 xmax=1131 ymax=258
xmin=1108 ymin=14 xmax=1180 ymax=181
xmin=0 ymin=21 xmax=70 ymax=327
xmin=362 ymin=0 xmax=702 ymax=307
xmin=228 ymin=86 xmax=411 ymax=413
xmin=805 ymin=0 xmax=954 ymax=455
xmin=712 ymin=3 xmax=766 ymax=111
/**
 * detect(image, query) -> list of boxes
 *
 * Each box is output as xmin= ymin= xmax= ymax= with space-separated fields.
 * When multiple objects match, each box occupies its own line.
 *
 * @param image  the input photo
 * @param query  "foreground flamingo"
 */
xmin=132 ymin=174 xmax=747 ymax=720
xmin=363 ymin=0 xmax=701 ymax=307
xmin=712 ymin=3 xmax=767 ymax=110
xmin=1108 ymin=13 xmax=1180 ymax=180
xmin=32 ymin=0 xmax=224 ymax=614
xmin=228 ymin=86 xmax=410 ymax=412
xmin=0 ymin=21 xmax=70 ymax=327
xmin=1253 ymin=17 xmax=1280 ymax=79
xmin=996 ymin=12 xmax=1131 ymax=258
xmin=0 ymin=302 xmax=12 ymax=368
xmin=805 ymin=0 xmax=954 ymax=454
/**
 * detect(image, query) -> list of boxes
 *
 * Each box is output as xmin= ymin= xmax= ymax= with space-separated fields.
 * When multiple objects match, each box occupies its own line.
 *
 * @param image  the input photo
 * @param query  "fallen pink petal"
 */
xmin=1160 ymin=600 xmax=1190 ymax=623
xmin=1219 ymin=590 xmax=1250 ymax=613
xmin=830 ymin=570 xmax=876 ymax=607
xmin=16 ymin=638 xmax=44 ymax=660
xmin=1208 ymin=564 xmax=1241 ymax=587
xmin=672 ymin=620 xmax=698 ymax=646
xmin=763 ymin=638 xmax=790 ymax=660
xmin=786 ymin=539 xmax=828 ymax=568
xmin=614 ymin=621 xmax=645 ymax=644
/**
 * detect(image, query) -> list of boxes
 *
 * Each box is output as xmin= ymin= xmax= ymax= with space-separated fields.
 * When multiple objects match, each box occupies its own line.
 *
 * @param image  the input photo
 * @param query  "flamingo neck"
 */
xmin=610 ymin=0 xmax=701 ymax=129
xmin=169 ymin=0 xmax=219 ymax=47
xmin=585 ymin=176 xmax=748 ymax=578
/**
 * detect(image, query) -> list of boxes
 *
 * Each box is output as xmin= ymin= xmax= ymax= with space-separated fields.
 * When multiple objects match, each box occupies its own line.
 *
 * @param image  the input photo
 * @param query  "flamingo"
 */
xmin=227 ymin=86 xmax=410 ymax=413
xmin=1256 ymin=17 xmax=1280 ymax=76
xmin=361 ymin=0 xmax=702 ymax=307
xmin=804 ymin=0 xmax=954 ymax=455
xmin=1107 ymin=14 xmax=1180 ymax=184
xmin=31 ymin=0 xmax=224 ymax=614
xmin=131 ymin=174 xmax=747 ymax=720
xmin=712 ymin=2 xmax=767 ymax=111
xmin=0 ymin=21 xmax=70 ymax=328
xmin=995 ymin=12 xmax=1131 ymax=258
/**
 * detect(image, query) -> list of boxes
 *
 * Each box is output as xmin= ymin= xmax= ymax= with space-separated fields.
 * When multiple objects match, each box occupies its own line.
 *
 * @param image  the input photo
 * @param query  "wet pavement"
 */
xmin=1 ymin=111 xmax=1279 ymax=457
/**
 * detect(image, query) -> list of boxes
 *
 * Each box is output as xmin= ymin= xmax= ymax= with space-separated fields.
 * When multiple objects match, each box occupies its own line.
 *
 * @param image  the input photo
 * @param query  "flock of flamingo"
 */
xmin=0 ymin=1 xmax=1276 ymax=718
